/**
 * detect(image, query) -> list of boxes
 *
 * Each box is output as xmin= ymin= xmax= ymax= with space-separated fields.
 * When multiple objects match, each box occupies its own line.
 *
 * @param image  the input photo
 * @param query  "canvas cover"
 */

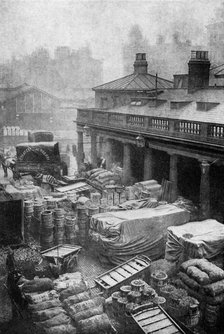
xmin=16 ymin=142 xmax=60 ymax=162
xmin=165 ymin=219 xmax=224 ymax=265
xmin=89 ymin=204 xmax=190 ymax=264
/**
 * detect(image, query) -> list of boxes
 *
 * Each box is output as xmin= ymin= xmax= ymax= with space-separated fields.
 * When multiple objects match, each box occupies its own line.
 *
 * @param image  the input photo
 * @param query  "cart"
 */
xmin=41 ymin=244 xmax=82 ymax=273
xmin=94 ymin=255 xmax=151 ymax=297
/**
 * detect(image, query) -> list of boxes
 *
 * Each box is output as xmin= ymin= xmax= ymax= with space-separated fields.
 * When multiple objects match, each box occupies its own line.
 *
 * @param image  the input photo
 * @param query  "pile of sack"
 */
xmin=86 ymin=168 xmax=121 ymax=189
xmin=21 ymin=276 xmax=75 ymax=334
xmin=178 ymin=258 xmax=224 ymax=328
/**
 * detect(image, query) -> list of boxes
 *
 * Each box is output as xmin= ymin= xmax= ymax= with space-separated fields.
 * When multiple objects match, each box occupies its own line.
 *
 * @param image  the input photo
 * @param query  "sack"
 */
xmin=32 ymin=307 xmax=66 ymax=322
xmin=63 ymin=292 xmax=91 ymax=309
xmin=26 ymin=290 xmax=59 ymax=304
xmin=72 ymin=305 xmax=104 ymax=323
xmin=187 ymin=266 xmax=210 ymax=285
xmin=69 ymin=297 xmax=104 ymax=314
xmin=22 ymin=278 xmax=53 ymax=293
xmin=54 ymin=272 xmax=83 ymax=284
xmin=181 ymin=259 xmax=202 ymax=272
xmin=28 ymin=298 xmax=61 ymax=312
xmin=78 ymin=313 xmax=111 ymax=334
xmin=204 ymin=279 xmax=224 ymax=297
xmin=194 ymin=259 xmax=224 ymax=283
xmin=38 ymin=313 xmax=71 ymax=328
xmin=59 ymin=281 xmax=87 ymax=301
xmin=44 ymin=324 xmax=76 ymax=334
xmin=178 ymin=272 xmax=201 ymax=292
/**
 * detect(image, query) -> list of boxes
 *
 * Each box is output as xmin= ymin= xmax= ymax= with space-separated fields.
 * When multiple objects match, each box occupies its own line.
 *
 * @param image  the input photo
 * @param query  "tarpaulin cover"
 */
xmin=16 ymin=142 xmax=60 ymax=162
xmin=89 ymin=204 xmax=190 ymax=265
xmin=165 ymin=219 xmax=224 ymax=265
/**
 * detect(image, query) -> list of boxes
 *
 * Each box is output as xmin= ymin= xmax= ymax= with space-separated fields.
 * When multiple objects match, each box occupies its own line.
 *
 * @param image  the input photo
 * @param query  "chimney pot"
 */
xmin=134 ymin=53 xmax=148 ymax=74
xmin=188 ymin=50 xmax=210 ymax=92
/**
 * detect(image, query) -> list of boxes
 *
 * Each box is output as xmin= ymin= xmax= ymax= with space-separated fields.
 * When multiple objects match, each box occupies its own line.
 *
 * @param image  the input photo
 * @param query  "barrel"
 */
xmin=34 ymin=202 xmax=44 ymax=220
xmin=47 ymin=198 xmax=57 ymax=210
xmin=151 ymin=271 xmax=168 ymax=292
xmin=24 ymin=200 xmax=34 ymax=217
xmin=153 ymin=296 xmax=166 ymax=308
xmin=88 ymin=206 xmax=99 ymax=217
xmin=120 ymin=285 xmax=132 ymax=298
xmin=54 ymin=208 xmax=64 ymax=218
xmin=65 ymin=215 xmax=76 ymax=244
xmin=99 ymin=205 xmax=109 ymax=213
xmin=54 ymin=226 xmax=64 ymax=245
xmin=131 ymin=279 xmax=145 ymax=292
xmin=41 ymin=210 xmax=53 ymax=228
xmin=117 ymin=297 xmax=128 ymax=317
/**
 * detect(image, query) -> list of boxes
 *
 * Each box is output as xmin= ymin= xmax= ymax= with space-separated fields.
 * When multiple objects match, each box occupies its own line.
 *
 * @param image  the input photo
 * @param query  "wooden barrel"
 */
xmin=54 ymin=226 xmax=64 ymax=244
xmin=120 ymin=285 xmax=132 ymax=298
xmin=34 ymin=202 xmax=44 ymax=219
xmin=88 ymin=206 xmax=99 ymax=217
xmin=131 ymin=279 xmax=145 ymax=292
xmin=41 ymin=210 xmax=53 ymax=228
xmin=99 ymin=205 xmax=109 ymax=213
xmin=54 ymin=208 xmax=64 ymax=218
xmin=151 ymin=271 xmax=168 ymax=292
xmin=24 ymin=200 xmax=34 ymax=216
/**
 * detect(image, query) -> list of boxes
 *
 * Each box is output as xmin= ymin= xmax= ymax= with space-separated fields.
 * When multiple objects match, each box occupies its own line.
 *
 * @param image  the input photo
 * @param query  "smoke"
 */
xmin=0 ymin=0 xmax=222 ymax=81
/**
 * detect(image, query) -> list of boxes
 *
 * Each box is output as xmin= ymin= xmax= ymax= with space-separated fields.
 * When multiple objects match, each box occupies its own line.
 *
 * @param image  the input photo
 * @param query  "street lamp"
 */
xmin=136 ymin=134 xmax=145 ymax=148
xmin=83 ymin=124 xmax=90 ymax=137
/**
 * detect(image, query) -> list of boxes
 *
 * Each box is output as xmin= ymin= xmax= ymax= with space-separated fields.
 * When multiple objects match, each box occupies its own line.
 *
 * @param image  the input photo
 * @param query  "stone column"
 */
xmin=123 ymin=143 xmax=132 ymax=185
xmin=169 ymin=154 xmax=178 ymax=203
xmin=90 ymin=131 xmax=97 ymax=168
xmin=144 ymin=147 xmax=153 ymax=181
xmin=77 ymin=131 xmax=84 ymax=171
xmin=105 ymin=139 xmax=113 ymax=170
xmin=199 ymin=160 xmax=210 ymax=220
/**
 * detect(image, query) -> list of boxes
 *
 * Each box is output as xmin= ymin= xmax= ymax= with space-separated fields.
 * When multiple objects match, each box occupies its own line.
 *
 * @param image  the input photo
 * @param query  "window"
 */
xmin=197 ymin=102 xmax=219 ymax=111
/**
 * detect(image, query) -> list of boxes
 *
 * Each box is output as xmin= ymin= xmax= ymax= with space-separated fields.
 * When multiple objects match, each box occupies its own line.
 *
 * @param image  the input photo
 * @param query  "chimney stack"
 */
xmin=134 ymin=53 xmax=148 ymax=74
xmin=188 ymin=51 xmax=210 ymax=92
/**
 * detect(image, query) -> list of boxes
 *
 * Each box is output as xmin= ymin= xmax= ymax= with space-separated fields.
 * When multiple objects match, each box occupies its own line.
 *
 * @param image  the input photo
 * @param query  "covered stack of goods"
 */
xmin=134 ymin=180 xmax=162 ymax=200
xmin=173 ymin=196 xmax=199 ymax=221
xmin=54 ymin=272 xmax=113 ymax=334
xmin=178 ymin=258 xmax=224 ymax=329
xmin=86 ymin=168 xmax=121 ymax=189
xmin=21 ymin=277 xmax=76 ymax=334
xmin=165 ymin=219 xmax=224 ymax=268
xmin=89 ymin=204 xmax=190 ymax=265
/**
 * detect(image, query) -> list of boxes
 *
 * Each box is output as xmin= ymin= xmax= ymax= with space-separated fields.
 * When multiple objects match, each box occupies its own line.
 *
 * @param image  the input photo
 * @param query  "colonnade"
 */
xmin=77 ymin=129 xmax=211 ymax=219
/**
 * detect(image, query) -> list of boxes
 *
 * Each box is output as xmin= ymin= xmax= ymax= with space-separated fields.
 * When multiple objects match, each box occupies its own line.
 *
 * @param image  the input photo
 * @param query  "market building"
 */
xmin=76 ymin=51 xmax=224 ymax=221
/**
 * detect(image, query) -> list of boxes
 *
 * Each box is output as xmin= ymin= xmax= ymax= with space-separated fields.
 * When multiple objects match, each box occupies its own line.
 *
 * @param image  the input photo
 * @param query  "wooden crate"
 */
xmin=94 ymin=255 xmax=151 ymax=297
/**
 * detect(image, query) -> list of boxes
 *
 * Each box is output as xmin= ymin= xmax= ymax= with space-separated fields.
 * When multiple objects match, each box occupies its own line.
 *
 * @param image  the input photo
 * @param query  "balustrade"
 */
xmin=127 ymin=115 xmax=145 ymax=128
xmin=208 ymin=124 xmax=224 ymax=138
xmin=177 ymin=121 xmax=201 ymax=135
xmin=151 ymin=118 xmax=169 ymax=130
xmin=77 ymin=109 xmax=224 ymax=145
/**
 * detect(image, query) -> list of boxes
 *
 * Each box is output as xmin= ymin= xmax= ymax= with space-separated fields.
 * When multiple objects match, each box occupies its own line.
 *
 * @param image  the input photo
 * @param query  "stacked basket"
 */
xmin=54 ymin=208 xmax=65 ymax=245
xmin=77 ymin=206 xmax=89 ymax=247
xmin=41 ymin=210 xmax=54 ymax=250
xmin=65 ymin=214 xmax=76 ymax=245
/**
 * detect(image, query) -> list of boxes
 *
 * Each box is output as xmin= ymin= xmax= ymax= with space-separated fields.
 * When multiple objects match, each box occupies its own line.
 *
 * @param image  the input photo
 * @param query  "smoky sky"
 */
xmin=0 ymin=0 xmax=221 ymax=81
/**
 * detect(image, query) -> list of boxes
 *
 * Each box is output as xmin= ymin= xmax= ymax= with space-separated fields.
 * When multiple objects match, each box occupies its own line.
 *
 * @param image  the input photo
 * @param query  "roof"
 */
xmin=5 ymin=83 xmax=60 ymax=101
xmin=93 ymin=73 xmax=173 ymax=91
xmin=101 ymin=88 xmax=224 ymax=125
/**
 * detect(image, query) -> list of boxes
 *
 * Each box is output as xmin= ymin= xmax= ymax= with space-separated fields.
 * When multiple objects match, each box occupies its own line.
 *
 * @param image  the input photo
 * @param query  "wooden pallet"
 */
xmin=94 ymin=255 xmax=151 ymax=297
xmin=131 ymin=304 xmax=186 ymax=334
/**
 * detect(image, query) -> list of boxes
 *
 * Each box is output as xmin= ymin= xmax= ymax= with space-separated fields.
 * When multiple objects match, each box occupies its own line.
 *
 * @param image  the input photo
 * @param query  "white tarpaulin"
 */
xmin=165 ymin=219 xmax=224 ymax=265
xmin=89 ymin=204 xmax=190 ymax=265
